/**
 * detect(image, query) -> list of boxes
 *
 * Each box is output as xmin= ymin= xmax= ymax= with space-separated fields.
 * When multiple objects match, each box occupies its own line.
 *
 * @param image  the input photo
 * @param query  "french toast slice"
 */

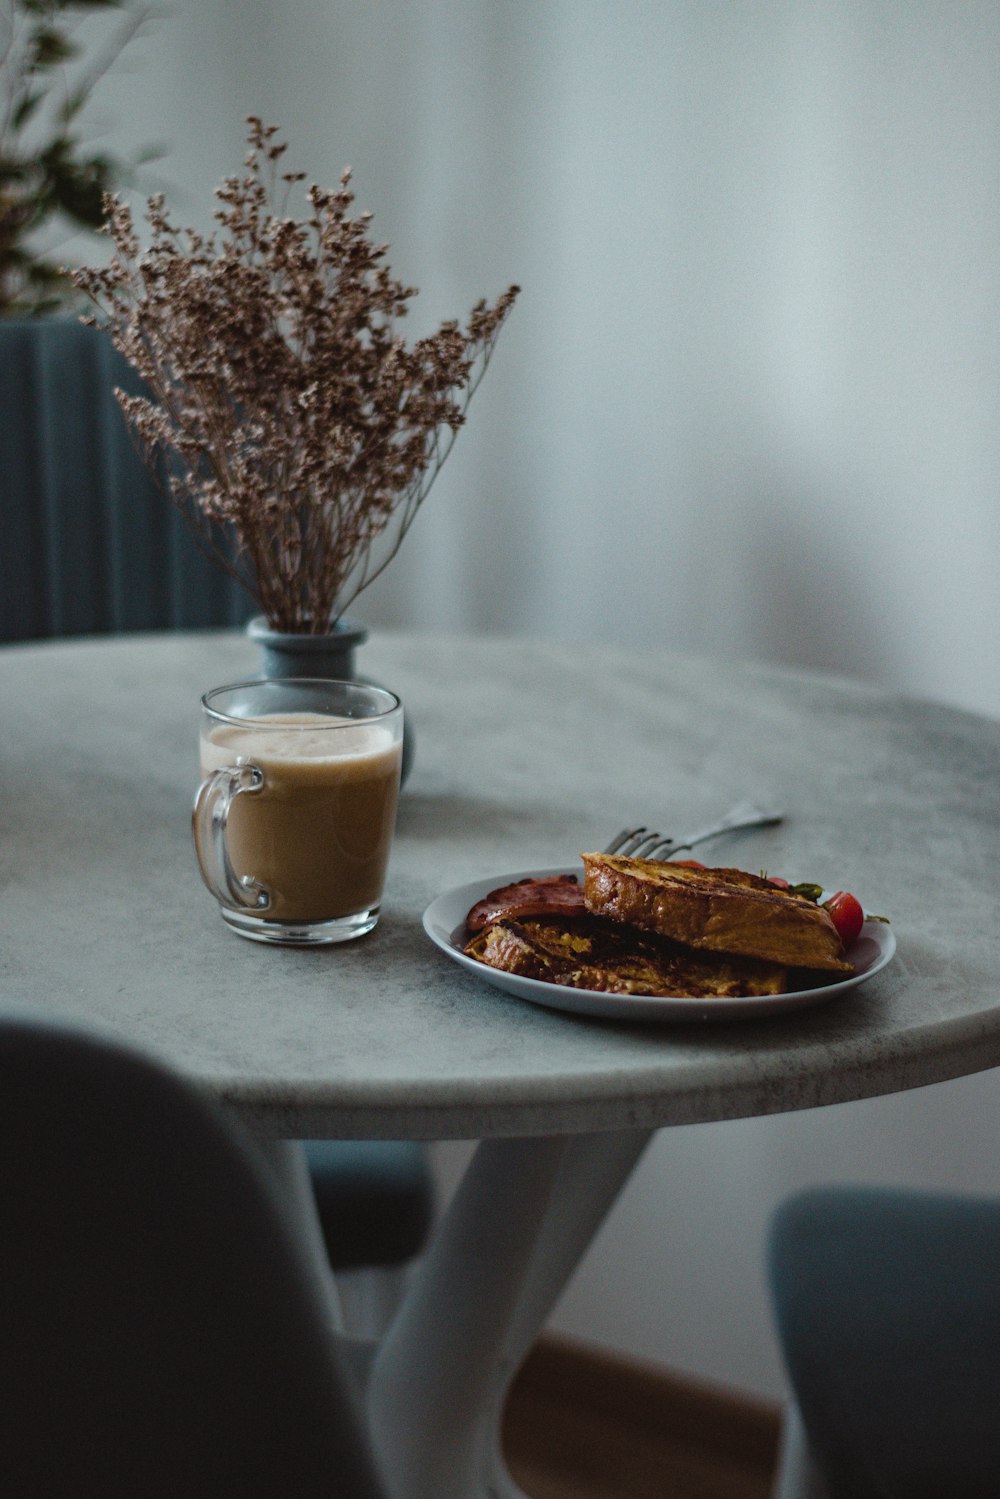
xmin=581 ymin=855 xmax=854 ymax=972
xmin=465 ymin=914 xmax=788 ymax=998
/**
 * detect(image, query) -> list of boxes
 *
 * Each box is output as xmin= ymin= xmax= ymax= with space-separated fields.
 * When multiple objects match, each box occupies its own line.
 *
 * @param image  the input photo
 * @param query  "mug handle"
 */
xmin=192 ymin=764 xmax=271 ymax=912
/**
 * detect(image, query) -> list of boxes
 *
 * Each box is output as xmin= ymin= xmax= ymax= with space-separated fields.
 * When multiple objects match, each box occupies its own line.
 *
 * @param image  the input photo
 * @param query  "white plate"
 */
xmin=422 ymin=867 xmax=896 ymax=1023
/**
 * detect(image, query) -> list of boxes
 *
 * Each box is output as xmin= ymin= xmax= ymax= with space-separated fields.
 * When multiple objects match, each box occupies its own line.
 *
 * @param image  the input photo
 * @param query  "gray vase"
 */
xmin=246 ymin=615 xmax=414 ymax=785
xmin=247 ymin=614 xmax=368 ymax=679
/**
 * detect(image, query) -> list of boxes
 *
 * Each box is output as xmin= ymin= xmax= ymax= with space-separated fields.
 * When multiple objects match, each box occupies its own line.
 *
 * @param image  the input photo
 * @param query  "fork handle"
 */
xmin=662 ymin=800 xmax=783 ymax=857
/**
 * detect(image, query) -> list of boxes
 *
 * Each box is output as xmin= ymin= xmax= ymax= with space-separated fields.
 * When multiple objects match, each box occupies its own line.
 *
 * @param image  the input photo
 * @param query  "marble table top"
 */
xmin=1 ymin=629 xmax=998 ymax=1139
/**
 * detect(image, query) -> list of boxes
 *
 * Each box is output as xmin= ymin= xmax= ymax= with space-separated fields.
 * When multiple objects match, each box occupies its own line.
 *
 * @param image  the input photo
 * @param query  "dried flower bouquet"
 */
xmin=74 ymin=118 xmax=519 ymax=633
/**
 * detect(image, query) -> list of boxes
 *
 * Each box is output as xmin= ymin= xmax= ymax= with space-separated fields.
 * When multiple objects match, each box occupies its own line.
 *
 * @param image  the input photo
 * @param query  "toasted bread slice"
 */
xmin=465 ymin=915 xmax=788 ymax=998
xmin=581 ymin=855 xmax=853 ymax=972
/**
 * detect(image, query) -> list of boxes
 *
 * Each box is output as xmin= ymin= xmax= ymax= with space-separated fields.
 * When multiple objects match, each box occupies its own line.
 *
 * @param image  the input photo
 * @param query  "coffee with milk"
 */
xmin=200 ymin=712 xmax=402 ymax=923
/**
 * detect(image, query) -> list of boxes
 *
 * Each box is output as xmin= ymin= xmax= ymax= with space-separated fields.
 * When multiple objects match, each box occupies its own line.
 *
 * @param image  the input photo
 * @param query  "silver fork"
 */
xmin=604 ymin=800 xmax=783 ymax=859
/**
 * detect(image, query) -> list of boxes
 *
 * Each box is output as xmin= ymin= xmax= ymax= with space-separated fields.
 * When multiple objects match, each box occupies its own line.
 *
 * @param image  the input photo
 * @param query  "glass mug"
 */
xmin=193 ymin=678 xmax=403 ymax=945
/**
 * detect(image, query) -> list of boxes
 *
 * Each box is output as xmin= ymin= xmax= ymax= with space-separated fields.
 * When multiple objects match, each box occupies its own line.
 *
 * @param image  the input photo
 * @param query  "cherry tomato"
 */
xmin=672 ymin=859 xmax=705 ymax=869
xmin=824 ymin=890 xmax=864 ymax=947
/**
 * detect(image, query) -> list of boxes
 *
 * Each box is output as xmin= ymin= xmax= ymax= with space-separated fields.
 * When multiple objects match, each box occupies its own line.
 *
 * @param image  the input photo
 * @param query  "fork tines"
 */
xmin=603 ymin=827 xmax=675 ymax=858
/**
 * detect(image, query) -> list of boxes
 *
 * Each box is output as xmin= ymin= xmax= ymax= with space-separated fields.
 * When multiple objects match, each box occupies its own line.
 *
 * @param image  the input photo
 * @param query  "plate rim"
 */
xmin=422 ymin=865 xmax=896 ymax=1023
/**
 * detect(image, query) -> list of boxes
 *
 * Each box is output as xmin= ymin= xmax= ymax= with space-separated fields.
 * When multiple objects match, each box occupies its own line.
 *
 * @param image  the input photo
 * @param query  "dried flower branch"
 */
xmin=73 ymin=117 xmax=519 ymax=631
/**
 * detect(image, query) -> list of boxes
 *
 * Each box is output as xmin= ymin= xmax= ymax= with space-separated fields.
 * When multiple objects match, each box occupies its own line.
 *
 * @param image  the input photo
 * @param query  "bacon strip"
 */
xmin=465 ymin=873 xmax=586 ymax=933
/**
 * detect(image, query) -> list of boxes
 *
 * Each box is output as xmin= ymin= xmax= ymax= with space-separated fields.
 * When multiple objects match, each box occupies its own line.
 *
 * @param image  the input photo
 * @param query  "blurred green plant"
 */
xmin=0 ymin=0 xmax=155 ymax=316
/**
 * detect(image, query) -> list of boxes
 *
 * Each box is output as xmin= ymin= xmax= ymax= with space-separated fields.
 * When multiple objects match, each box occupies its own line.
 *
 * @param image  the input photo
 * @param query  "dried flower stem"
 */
xmin=74 ymin=118 xmax=518 ymax=631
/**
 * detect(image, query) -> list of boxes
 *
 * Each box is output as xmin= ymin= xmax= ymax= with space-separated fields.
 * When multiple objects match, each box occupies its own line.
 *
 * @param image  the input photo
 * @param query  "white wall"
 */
xmin=88 ymin=0 xmax=1000 ymax=1398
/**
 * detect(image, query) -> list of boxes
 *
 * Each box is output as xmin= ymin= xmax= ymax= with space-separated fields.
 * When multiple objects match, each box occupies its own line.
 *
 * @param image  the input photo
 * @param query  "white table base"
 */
xmin=261 ymin=1131 xmax=652 ymax=1499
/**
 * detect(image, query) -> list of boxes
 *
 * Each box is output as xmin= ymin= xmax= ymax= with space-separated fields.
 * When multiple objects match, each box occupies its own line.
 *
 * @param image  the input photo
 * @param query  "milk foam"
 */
xmin=202 ymin=711 xmax=396 ymax=770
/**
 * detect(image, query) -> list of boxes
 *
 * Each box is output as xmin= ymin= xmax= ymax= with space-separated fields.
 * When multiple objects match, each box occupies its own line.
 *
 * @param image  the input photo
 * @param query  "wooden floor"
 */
xmin=502 ymin=1334 xmax=781 ymax=1499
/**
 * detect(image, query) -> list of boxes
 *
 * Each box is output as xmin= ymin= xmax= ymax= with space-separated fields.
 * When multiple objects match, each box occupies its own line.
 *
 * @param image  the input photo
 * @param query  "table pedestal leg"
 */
xmin=254 ymin=1138 xmax=346 ymax=1336
xmin=367 ymin=1128 xmax=652 ymax=1499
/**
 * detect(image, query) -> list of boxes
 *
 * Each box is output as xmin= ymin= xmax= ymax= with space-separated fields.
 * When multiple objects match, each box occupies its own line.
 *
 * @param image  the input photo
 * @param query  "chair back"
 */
xmin=768 ymin=1184 xmax=1000 ymax=1499
xmin=0 ymin=1016 xmax=386 ymax=1498
xmin=0 ymin=319 xmax=252 ymax=642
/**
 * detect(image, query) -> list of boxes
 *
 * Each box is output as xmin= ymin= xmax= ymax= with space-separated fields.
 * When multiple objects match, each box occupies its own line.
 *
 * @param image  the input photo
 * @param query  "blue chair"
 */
xmin=0 ymin=1016 xmax=388 ymax=1498
xmin=767 ymin=1184 xmax=1000 ymax=1499
xmin=0 ymin=318 xmax=434 ymax=1286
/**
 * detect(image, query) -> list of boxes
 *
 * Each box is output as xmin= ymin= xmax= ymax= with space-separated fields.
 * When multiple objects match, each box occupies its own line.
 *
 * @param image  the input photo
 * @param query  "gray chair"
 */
xmin=0 ymin=317 xmax=434 ymax=1286
xmin=0 ymin=1015 xmax=388 ymax=1498
xmin=0 ymin=317 xmax=251 ymax=639
xmin=767 ymin=1184 xmax=1000 ymax=1499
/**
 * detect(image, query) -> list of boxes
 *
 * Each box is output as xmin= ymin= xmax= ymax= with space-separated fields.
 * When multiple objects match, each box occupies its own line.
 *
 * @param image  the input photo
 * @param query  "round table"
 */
xmin=3 ymin=629 xmax=998 ymax=1498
